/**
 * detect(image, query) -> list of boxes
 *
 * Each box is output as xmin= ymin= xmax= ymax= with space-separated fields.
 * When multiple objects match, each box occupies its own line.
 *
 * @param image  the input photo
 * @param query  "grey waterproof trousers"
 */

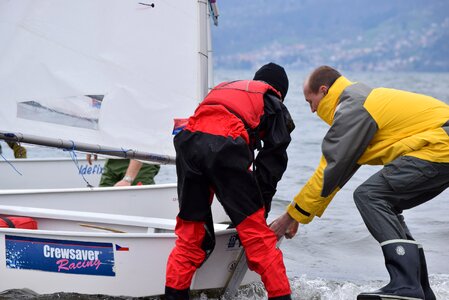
xmin=354 ymin=156 xmax=449 ymax=243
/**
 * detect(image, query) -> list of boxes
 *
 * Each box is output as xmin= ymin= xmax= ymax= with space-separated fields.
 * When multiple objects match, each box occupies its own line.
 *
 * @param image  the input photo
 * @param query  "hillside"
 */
xmin=211 ymin=0 xmax=449 ymax=71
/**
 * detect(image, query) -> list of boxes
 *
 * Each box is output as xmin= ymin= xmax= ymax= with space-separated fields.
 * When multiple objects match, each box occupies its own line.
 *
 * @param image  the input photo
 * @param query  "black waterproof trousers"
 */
xmin=354 ymin=155 xmax=449 ymax=243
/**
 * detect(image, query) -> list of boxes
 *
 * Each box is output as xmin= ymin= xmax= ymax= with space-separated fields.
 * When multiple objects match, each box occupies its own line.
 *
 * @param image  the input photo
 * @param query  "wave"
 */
xmin=3 ymin=275 xmax=447 ymax=299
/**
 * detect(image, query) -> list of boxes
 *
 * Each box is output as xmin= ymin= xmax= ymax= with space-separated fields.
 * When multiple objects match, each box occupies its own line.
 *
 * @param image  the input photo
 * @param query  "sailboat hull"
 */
xmin=0 ymin=184 xmax=229 ymax=224
xmin=0 ymin=157 xmax=104 ymax=189
xmin=0 ymin=206 xmax=260 ymax=297
xmin=0 ymin=158 xmax=230 ymax=224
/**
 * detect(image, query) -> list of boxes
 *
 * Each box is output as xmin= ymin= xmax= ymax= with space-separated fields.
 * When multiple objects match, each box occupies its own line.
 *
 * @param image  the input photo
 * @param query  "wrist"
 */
xmin=122 ymin=175 xmax=134 ymax=183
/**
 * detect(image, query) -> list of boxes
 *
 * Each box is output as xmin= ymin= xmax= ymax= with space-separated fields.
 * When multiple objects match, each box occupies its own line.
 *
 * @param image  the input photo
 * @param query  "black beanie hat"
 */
xmin=253 ymin=62 xmax=289 ymax=100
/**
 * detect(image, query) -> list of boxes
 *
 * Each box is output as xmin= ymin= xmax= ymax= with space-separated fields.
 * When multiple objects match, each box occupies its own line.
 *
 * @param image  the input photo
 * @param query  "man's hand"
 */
xmin=114 ymin=180 xmax=132 ymax=187
xmin=86 ymin=153 xmax=98 ymax=165
xmin=270 ymin=212 xmax=299 ymax=240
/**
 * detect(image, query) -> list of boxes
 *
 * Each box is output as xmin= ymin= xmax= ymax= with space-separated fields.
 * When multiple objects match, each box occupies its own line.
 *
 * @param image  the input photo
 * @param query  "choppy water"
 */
xmin=2 ymin=70 xmax=449 ymax=299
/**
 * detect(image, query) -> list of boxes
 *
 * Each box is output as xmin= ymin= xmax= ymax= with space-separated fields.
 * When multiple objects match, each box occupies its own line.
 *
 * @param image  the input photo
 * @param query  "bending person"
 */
xmin=271 ymin=65 xmax=449 ymax=300
xmin=165 ymin=62 xmax=295 ymax=300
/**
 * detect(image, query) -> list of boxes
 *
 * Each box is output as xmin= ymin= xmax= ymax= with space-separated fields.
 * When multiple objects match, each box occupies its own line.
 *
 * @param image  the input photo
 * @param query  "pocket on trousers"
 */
xmin=381 ymin=156 xmax=438 ymax=192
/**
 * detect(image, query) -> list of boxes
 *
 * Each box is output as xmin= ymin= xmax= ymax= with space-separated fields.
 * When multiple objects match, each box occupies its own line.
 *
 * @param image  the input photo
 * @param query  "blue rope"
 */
xmin=63 ymin=141 xmax=93 ymax=188
xmin=120 ymin=147 xmax=130 ymax=158
xmin=63 ymin=142 xmax=132 ymax=188
xmin=0 ymin=153 xmax=23 ymax=176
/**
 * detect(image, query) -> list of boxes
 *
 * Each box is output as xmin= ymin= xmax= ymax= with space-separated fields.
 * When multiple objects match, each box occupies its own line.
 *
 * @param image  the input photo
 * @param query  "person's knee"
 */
xmin=354 ymin=183 xmax=396 ymax=218
xmin=353 ymin=184 xmax=369 ymax=208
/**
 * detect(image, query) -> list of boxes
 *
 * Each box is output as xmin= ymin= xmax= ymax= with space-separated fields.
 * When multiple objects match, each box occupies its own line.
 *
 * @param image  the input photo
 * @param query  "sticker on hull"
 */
xmin=5 ymin=235 xmax=115 ymax=276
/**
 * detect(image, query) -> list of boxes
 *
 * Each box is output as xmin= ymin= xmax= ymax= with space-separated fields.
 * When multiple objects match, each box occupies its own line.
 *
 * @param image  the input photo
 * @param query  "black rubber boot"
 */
xmin=418 ymin=246 xmax=436 ymax=300
xmin=357 ymin=240 xmax=424 ymax=300
xmin=164 ymin=286 xmax=189 ymax=300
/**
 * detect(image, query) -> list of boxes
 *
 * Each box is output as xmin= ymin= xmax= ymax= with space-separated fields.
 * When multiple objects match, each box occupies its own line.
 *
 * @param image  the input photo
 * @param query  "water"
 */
xmin=2 ymin=70 xmax=449 ymax=299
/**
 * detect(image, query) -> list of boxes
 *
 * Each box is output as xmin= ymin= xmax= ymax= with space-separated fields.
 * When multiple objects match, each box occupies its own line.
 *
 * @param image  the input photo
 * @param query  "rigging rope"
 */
xmin=63 ymin=140 xmax=94 ymax=188
xmin=0 ymin=153 xmax=23 ymax=176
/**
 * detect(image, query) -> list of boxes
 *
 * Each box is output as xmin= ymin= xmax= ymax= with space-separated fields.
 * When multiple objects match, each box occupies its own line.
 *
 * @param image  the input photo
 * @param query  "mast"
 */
xmin=207 ymin=0 xmax=219 ymax=91
xmin=198 ymin=0 xmax=209 ymax=100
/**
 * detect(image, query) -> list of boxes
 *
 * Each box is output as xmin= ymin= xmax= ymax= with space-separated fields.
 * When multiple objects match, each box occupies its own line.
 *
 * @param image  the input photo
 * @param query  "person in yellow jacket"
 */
xmin=271 ymin=65 xmax=449 ymax=300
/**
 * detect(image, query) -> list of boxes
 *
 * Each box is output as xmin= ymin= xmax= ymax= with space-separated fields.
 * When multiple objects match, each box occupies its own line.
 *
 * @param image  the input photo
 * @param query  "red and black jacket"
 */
xmin=186 ymin=80 xmax=295 ymax=213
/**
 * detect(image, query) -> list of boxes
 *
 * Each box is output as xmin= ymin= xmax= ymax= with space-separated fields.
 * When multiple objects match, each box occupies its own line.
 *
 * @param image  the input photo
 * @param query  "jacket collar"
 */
xmin=316 ymin=76 xmax=354 ymax=125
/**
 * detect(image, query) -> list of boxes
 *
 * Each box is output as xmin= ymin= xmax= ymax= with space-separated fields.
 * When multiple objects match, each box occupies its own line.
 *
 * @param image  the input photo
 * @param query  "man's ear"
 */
xmin=319 ymin=85 xmax=328 ymax=95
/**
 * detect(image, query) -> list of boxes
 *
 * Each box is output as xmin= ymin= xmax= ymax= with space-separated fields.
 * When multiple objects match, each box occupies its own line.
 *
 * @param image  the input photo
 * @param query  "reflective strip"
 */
xmin=380 ymin=239 xmax=419 ymax=247
xmin=294 ymin=203 xmax=311 ymax=217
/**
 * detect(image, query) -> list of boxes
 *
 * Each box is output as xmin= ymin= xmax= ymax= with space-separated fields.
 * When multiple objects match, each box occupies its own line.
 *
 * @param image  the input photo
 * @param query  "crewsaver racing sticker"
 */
xmin=5 ymin=235 xmax=115 ymax=276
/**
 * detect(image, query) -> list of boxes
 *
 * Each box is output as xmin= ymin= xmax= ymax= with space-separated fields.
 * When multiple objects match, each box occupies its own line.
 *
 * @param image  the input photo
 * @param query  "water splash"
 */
xmin=288 ymin=274 xmax=449 ymax=300
xmin=0 ymin=274 xmax=448 ymax=299
xmin=191 ymin=275 xmax=449 ymax=300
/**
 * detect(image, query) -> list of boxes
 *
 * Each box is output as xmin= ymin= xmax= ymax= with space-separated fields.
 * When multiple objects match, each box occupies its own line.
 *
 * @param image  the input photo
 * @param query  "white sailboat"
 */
xmin=0 ymin=156 xmax=105 ymax=189
xmin=0 ymin=155 xmax=228 ymax=222
xmin=0 ymin=0 xmax=228 ymax=222
xmin=0 ymin=157 xmax=233 ymax=222
xmin=0 ymin=0 xmax=254 ymax=297
xmin=0 ymin=204 xmax=259 ymax=297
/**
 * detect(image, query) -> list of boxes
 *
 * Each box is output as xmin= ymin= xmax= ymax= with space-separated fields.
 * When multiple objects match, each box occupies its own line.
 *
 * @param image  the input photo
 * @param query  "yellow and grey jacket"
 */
xmin=288 ymin=76 xmax=449 ymax=224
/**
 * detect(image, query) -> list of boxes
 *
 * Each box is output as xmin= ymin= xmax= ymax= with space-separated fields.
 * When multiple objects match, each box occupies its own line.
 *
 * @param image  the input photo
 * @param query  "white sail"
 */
xmin=0 ymin=0 xmax=208 ymax=158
